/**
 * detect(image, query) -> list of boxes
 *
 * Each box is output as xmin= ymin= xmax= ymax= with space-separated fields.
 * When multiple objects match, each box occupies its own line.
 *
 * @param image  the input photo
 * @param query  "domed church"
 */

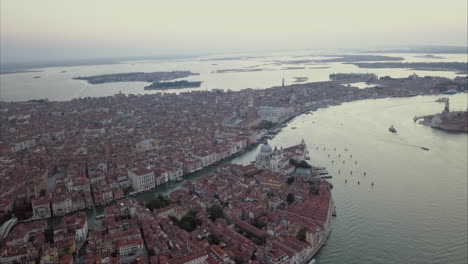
xmin=255 ymin=141 xmax=283 ymax=171
xmin=254 ymin=139 xmax=309 ymax=173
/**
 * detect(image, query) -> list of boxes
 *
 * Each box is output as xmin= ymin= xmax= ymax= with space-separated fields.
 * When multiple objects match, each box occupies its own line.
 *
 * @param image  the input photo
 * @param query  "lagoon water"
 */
xmin=1 ymin=52 xmax=466 ymax=102
xmin=2 ymin=52 xmax=467 ymax=263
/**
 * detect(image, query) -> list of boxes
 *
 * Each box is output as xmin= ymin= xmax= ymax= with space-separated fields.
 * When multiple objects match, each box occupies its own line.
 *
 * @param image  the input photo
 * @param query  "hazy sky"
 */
xmin=1 ymin=0 xmax=467 ymax=62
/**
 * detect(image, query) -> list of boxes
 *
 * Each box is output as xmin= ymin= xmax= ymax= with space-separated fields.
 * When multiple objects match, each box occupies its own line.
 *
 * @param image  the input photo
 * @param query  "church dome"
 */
xmin=260 ymin=143 xmax=273 ymax=153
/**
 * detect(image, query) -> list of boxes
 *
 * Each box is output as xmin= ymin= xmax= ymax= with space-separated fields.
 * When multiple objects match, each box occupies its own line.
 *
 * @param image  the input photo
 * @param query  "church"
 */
xmin=255 ymin=139 xmax=309 ymax=174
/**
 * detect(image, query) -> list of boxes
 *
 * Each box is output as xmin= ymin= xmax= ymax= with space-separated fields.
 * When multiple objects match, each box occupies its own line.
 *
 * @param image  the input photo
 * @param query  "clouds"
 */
xmin=1 ymin=0 xmax=467 ymax=62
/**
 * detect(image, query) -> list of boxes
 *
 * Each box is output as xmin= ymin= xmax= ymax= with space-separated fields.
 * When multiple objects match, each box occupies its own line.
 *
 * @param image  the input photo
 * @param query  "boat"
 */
xmin=389 ymin=125 xmax=397 ymax=133
xmin=442 ymin=89 xmax=457 ymax=95
xmin=420 ymin=147 xmax=430 ymax=151
xmin=435 ymin=97 xmax=448 ymax=103
xmin=291 ymin=127 xmax=297 ymax=129
xmin=321 ymin=175 xmax=332 ymax=179
xmin=308 ymin=259 xmax=318 ymax=264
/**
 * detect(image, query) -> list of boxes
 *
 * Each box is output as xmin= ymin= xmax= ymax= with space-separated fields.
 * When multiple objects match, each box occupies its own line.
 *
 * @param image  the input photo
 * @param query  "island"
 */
xmin=73 ymin=71 xmax=198 ymax=84
xmin=414 ymin=98 xmax=468 ymax=132
xmin=348 ymin=62 xmax=468 ymax=74
xmin=293 ymin=77 xmax=309 ymax=83
xmin=213 ymin=68 xmax=269 ymax=73
xmin=144 ymin=80 xmax=202 ymax=90
xmin=329 ymin=73 xmax=377 ymax=82
xmin=415 ymin=54 xmax=445 ymax=59
xmin=274 ymin=54 xmax=404 ymax=65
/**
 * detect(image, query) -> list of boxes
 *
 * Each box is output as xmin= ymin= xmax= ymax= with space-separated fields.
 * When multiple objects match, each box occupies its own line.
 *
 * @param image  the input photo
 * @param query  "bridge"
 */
xmin=0 ymin=217 xmax=17 ymax=239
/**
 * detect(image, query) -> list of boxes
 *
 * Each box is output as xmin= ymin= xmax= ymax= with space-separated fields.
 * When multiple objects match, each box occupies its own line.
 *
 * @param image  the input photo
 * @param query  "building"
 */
xmin=135 ymin=138 xmax=158 ymax=152
xmin=257 ymin=106 xmax=294 ymax=123
xmin=128 ymin=167 xmax=155 ymax=192
xmin=255 ymin=142 xmax=283 ymax=171
xmin=117 ymin=239 xmax=144 ymax=256
xmin=52 ymin=196 xmax=73 ymax=216
xmin=31 ymin=197 xmax=51 ymax=219
xmin=255 ymin=139 xmax=309 ymax=173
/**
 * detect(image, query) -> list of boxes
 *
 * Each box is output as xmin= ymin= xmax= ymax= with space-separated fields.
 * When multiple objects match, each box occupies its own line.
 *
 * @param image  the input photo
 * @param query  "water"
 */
xmin=232 ymin=93 xmax=468 ymax=264
xmin=1 ymin=52 xmax=466 ymax=102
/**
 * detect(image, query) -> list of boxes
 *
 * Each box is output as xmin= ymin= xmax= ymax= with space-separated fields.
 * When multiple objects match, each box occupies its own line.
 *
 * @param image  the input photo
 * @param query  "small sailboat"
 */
xmin=389 ymin=125 xmax=397 ymax=133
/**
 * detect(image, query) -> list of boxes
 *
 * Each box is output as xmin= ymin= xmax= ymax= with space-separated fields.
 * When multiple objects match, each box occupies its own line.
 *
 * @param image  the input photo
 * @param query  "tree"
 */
xmin=39 ymin=189 xmax=46 ymax=197
xmin=207 ymin=234 xmax=220 ymax=245
xmin=146 ymin=194 xmax=171 ymax=211
xmin=63 ymin=245 xmax=72 ymax=255
xmin=252 ymin=218 xmax=266 ymax=229
xmin=309 ymin=184 xmax=319 ymax=195
xmin=297 ymin=229 xmax=306 ymax=242
xmin=207 ymin=204 xmax=224 ymax=221
xmin=44 ymin=227 xmax=54 ymax=244
xmin=286 ymin=176 xmax=295 ymax=185
xmin=234 ymin=256 xmax=244 ymax=264
xmin=170 ymin=210 xmax=202 ymax=232
xmin=286 ymin=193 xmax=295 ymax=204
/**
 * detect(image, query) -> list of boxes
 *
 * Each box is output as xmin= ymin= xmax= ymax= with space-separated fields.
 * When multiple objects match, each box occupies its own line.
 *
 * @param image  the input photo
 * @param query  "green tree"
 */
xmin=252 ymin=218 xmax=266 ymax=229
xmin=207 ymin=234 xmax=220 ymax=245
xmin=39 ymin=189 xmax=46 ymax=197
xmin=286 ymin=193 xmax=295 ymax=204
xmin=207 ymin=203 xmax=224 ymax=221
xmin=297 ymin=229 xmax=306 ymax=242
xmin=309 ymin=184 xmax=319 ymax=195
xmin=170 ymin=210 xmax=201 ymax=232
xmin=234 ymin=256 xmax=244 ymax=264
xmin=146 ymin=194 xmax=171 ymax=211
xmin=286 ymin=176 xmax=295 ymax=185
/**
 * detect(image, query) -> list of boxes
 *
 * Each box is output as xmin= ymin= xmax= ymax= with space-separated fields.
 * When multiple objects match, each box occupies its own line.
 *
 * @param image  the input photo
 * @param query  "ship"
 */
xmin=435 ymin=97 xmax=448 ymax=103
xmin=389 ymin=125 xmax=397 ymax=133
xmin=441 ymin=89 xmax=457 ymax=95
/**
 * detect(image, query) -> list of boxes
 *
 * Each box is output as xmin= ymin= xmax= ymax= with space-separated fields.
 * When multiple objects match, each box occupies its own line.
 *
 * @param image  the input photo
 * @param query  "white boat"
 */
xmin=308 ymin=259 xmax=317 ymax=264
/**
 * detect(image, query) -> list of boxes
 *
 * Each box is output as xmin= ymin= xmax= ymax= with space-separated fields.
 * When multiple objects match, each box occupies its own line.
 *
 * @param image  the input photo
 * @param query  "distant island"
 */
xmin=213 ymin=68 xmax=269 ymax=73
xmin=282 ymin=66 xmax=306 ymax=70
xmin=293 ymin=77 xmax=309 ymax=83
xmin=73 ymin=71 xmax=198 ymax=84
xmin=349 ymin=62 xmax=468 ymax=74
xmin=144 ymin=80 xmax=202 ymax=90
xmin=415 ymin=54 xmax=445 ymax=59
xmin=317 ymin=54 xmax=404 ymax=63
xmin=272 ymin=54 xmax=404 ymax=65
xmin=329 ymin=73 xmax=378 ymax=82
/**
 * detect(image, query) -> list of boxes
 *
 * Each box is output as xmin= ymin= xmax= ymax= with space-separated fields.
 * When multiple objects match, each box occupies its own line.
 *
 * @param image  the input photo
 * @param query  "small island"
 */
xmin=329 ymin=73 xmax=378 ymax=82
xmin=415 ymin=98 xmax=468 ymax=132
xmin=293 ymin=77 xmax=309 ymax=83
xmin=144 ymin=80 xmax=202 ymax=90
xmin=415 ymin=54 xmax=445 ymax=59
xmin=73 ymin=71 xmax=198 ymax=84
xmin=349 ymin=62 xmax=468 ymax=74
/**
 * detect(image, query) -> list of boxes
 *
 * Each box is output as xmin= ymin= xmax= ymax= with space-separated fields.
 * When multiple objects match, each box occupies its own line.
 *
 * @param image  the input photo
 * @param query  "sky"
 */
xmin=1 ymin=0 xmax=467 ymax=62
